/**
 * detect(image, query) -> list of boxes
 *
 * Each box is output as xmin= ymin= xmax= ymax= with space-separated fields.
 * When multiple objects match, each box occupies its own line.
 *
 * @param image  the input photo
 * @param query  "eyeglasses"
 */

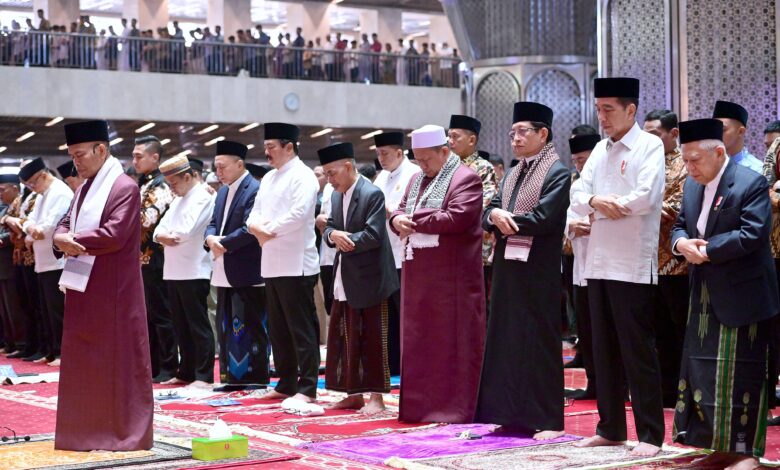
xmin=508 ymin=127 xmax=540 ymax=140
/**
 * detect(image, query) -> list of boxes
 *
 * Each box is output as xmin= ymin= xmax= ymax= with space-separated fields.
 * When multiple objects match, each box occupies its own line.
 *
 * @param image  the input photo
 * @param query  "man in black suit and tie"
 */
xmin=204 ymin=140 xmax=269 ymax=390
xmin=319 ymin=142 xmax=399 ymax=414
xmin=672 ymin=118 xmax=779 ymax=470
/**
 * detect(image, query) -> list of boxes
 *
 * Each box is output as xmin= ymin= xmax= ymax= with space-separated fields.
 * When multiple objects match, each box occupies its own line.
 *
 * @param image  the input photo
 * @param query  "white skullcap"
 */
xmin=411 ymin=125 xmax=447 ymax=149
xmin=205 ymin=172 xmax=220 ymax=183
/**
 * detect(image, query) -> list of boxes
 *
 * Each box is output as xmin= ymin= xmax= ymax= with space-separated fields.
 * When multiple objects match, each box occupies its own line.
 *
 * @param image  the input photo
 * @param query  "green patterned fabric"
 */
xmin=673 ymin=280 xmax=770 ymax=457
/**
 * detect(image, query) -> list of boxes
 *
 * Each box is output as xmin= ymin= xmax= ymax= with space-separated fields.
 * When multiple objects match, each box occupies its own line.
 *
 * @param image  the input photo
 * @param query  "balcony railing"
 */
xmin=0 ymin=30 xmax=462 ymax=88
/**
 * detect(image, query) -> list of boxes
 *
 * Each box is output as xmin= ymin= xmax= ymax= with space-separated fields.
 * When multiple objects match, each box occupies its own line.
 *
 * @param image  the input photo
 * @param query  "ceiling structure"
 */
xmin=0 ymin=0 xmax=441 ymax=36
xmin=0 ymin=116 xmax=411 ymax=168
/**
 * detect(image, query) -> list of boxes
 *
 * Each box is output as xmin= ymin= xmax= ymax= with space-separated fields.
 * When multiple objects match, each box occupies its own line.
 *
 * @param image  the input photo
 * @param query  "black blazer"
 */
xmin=323 ymin=177 xmax=398 ymax=309
xmin=671 ymin=159 xmax=779 ymax=327
xmin=0 ymin=204 xmax=13 ymax=281
xmin=204 ymin=175 xmax=263 ymax=288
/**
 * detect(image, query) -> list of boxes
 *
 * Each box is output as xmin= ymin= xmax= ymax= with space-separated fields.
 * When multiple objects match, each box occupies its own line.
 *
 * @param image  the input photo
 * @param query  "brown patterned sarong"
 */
xmin=325 ymin=299 xmax=391 ymax=394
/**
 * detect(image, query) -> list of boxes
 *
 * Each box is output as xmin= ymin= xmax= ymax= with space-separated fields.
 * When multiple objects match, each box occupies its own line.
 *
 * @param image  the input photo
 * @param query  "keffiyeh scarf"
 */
xmin=403 ymin=153 xmax=461 ymax=260
xmin=502 ymin=143 xmax=559 ymax=262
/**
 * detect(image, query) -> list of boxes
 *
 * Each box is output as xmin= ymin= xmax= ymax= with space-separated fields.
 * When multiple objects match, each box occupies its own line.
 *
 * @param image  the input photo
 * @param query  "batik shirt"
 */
xmin=462 ymin=150 xmax=498 ymax=264
xmin=658 ymin=147 xmax=688 ymax=276
xmin=138 ymin=170 xmax=174 ymax=269
xmin=762 ymin=137 xmax=780 ymax=258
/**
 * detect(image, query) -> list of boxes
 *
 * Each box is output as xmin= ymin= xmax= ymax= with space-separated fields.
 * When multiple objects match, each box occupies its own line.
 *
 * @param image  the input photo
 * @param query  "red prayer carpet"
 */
xmin=3 ymin=349 xmax=780 ymax=468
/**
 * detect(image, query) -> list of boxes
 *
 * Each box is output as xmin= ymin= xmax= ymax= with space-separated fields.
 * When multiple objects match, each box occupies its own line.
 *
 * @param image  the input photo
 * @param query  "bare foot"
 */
xmin=262 ymin=390 xmax=291 ymax=400
xmin=573 ymin=435 xmax=625 ymax=448
xmin=47 ymin=358 xmax=61 ymax=367
xmin=725 ymin=456 xmax=761 ymax=470
xmin=631 ymin=442 xmax=661 ymax=457
xmin=328 ymin=395 xmax=364 ymax=410
xmin=533 ymin=430 xmax=565 ymax=441
xmin=161 ymin=377 xmax=189 ymax=385
xmin=187 ymin=380 xmax=212 ymax=389
xmin=33 ymin=356 xmax=48 ymax=363
xmin=359 ymin=393 xmax=385 ymax=414
xmin=291 ymin=393 xmax=315 ymax=403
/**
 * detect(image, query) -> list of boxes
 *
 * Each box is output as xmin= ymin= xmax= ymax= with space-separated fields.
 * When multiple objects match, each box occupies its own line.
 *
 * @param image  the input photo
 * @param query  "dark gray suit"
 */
xmin=323 ymin=177 xmax=398 ymax=309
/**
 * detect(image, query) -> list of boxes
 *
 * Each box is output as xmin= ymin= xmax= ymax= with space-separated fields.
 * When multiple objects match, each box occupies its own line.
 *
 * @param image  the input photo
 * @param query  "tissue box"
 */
xmin=191 ymin=435 xmax=248 ymax=461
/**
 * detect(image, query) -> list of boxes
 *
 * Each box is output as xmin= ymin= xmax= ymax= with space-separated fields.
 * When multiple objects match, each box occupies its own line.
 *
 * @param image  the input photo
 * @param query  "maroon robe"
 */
xmin=390 ymin=164 xmax=486 ymax=423
xmin=54 ymin=173 xmax=153 ymax=451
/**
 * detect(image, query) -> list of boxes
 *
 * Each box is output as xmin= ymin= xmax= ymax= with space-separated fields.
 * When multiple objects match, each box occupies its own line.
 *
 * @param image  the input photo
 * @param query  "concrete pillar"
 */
xmin=208 ymin=0 xmax=251 ymax=39
xmin=123 ymin=0 xmax=169 ymax=31
xmin=358 ymin=9 xmax=378 ymax=37
xmin=33 ymin=0 xmax=79 ymax=29
xmin=377 ymin=8 xmax=402 ymax=45
xmin=428 ymin=13 xmax=455 ymax=47
xmin=286 ymin=1 xmax=331 ymax=42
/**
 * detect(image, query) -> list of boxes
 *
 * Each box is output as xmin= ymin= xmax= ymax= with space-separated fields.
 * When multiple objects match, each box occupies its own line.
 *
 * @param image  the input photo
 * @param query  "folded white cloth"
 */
xmin=281 ymin=397 xmax=325 ymax=416
xmin=404 ymin=233 xmax=439 ymax=260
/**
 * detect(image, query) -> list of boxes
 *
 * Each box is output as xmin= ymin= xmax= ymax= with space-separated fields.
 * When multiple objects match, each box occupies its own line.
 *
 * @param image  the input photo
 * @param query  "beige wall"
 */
xmin=1 ymin=67 xmax=461 ymax=129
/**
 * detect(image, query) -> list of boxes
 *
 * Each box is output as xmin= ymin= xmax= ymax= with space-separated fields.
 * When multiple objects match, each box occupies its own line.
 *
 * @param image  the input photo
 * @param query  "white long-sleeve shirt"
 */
xmin=210 ymin=171 xmax=249 ymax=288
xmin=570 ymin=122 xmax=665 ymax=285
xmin=23 ymin=178 xmax=73 ymax=273
xmin=154 ymin=183 xmax=214 ymax=280
xmin=318 ymin=183 xmax=337 ymax=267
xmin=247 ymin=156 xmax=320 ymax=278
xmin=566 ymin=179 xmax=590 ymax=287
xmin=372 ymin=158 xmax=419 ymax=269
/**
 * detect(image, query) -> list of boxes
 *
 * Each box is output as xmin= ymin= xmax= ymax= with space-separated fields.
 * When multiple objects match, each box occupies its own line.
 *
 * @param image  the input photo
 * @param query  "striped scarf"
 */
xmin=502 ymin=143 xmax=559 ymax=258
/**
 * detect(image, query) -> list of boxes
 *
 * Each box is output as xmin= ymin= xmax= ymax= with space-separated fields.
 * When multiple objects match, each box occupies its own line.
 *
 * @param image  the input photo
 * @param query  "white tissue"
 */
xmin=208 ymin=419 xmax=233 ymax=440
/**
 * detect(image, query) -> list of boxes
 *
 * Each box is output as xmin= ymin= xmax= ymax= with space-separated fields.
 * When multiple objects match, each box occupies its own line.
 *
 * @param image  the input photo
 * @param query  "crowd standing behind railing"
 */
xmin=0 ymin=12 xmax=462 ymax=87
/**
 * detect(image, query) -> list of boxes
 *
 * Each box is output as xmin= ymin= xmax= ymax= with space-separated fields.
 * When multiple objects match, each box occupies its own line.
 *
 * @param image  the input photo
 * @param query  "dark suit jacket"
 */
xmin=0 ymin=204 xmax=13 ymax=280
xmin=672 ymin=159 xmax=779 ymax=327
xmin=323 ymin=177 xmax=398 ymax=309
xmin=204 ymin=175 xmax=263 ymax=288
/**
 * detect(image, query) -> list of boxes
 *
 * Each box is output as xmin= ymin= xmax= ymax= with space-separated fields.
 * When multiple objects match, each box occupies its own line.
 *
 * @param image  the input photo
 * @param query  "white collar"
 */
xmin=609 ymin=122 xmax=641 ymax=150
xmin=278 ymin=156 xmax=299 ymax=174
xmin=706 ymin=156 xmax=730 ymax=191
xmin=389 ymin=158 xmax=410 ymax=177
xmin=228 ymin=171 xmax=249 ymax=191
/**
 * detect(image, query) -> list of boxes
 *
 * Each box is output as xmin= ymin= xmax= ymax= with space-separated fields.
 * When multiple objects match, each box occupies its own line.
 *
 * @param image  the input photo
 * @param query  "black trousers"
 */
xmin=0 ymin=276 xmax=25 ymax=349
xmin=37 ymin=270 xmax=64 ymax=359
xmin=573 ymin=285 xmax=596 ymax=395
xmin=387 ymin=268 xmax=402 ymax=376
xmin=654 ymin=275 xmax=689 ymax=408
xmin=142 ymin=266 xmax=178 ymax=378
xmin=266 ymin=275 xmax=320 ymax=398
xmin=320 ymin=265 xmax=334 ymax=316
xmin=561 ymin=254 xmax=576 ymax=335
xmin=588 ymin=279 xmax=664 ymax=446
xmin=168 ymin=279 xmax=214 ymax=383
xmin=20 ymin=265 xmax=42 ymax=355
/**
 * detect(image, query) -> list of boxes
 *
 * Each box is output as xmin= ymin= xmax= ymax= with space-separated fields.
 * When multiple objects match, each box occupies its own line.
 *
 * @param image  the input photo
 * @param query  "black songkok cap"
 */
xmin=64 ymin=120 xmax=110 ymax=145
xmin=679 ymin=118 xmax=724 ymax=144
xmin=317 ymin=142 xmax=354 ymax=165
xmin=569 ymin=134 xmax=602 ymax=154
xmin=449 ymin=115 xmax=481 ymax=135
xmin=57 ymin=160 xmax=77 ymax=179
xmin=373 ymin=158 xmax=382 ymax=171
xmin=188 ymin=158 xmax=204 ymax=173
xmin=216 ymin=140 xmax=248 ymax=159
xmin=19 ymin=157 xmax=46 ymax=182
xmin=713 ymin=100 xmax=749 ymax=126
xmin=0 ymin=173 xmax=19 ymax=184
xmin=478 ymin=150 xmax=490 ymax=160
xmin=373 ymin=131 xmax=404 ymax=148
xmin=407 ymin=149 xmax=415 ymax=161
xmin=264 ymin=122 xmax=300 ymax=141
xmin=512 ymin=102 xmax=553 ymax=126
xmin=593 ymin=77 xmax=640 ymax=98
xmin=246 ymin=162 xmax=271 ymax=179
